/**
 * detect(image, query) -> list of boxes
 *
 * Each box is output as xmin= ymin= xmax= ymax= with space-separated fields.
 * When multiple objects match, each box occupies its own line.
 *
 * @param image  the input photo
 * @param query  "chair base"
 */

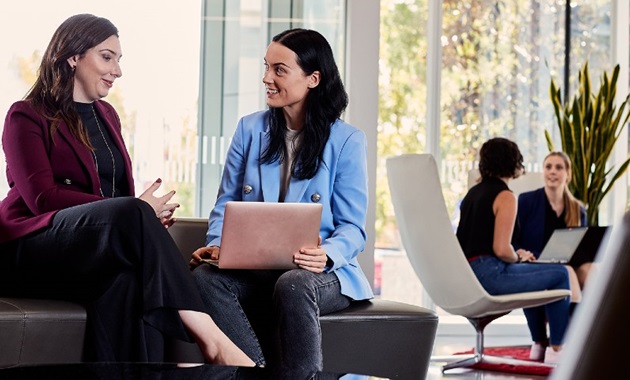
xmin=440 ymin=353 xmax=555 ymax=373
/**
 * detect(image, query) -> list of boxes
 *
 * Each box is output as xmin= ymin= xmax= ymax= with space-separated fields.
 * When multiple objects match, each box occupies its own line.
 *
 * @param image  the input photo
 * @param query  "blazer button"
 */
xmin=243 ymin=185 xmax=253 ymax=194
xmin=310 ymin=193 xmax=321 ymax=202
xmin=63 ymin=179 xmax=72 ymax=185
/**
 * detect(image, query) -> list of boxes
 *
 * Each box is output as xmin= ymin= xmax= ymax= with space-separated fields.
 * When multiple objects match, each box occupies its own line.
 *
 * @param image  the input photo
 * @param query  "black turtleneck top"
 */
xmin=75 ymin=102 xmax=125 ymax=198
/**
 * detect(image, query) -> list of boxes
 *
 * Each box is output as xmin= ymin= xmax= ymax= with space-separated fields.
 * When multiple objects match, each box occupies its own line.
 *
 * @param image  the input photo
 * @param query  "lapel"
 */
xmin=53 ymin=101 xmax=134 ymax=196
xmin=259 ymin=130 xmax=280 ymax=201
xmin=258 ymin=129 xmax=313 ymax=203
xmin=55 ymin=118 xmax=101 ymax=195
xmin=284 ymin=176 xmax=311 ymax=202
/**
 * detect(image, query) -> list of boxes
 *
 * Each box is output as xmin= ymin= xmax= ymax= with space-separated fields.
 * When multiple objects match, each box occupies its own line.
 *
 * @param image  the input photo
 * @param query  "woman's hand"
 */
xmin=516 ymin=249 xmax=536 ymax=263
xmin=294 ymin=237 xmax=328 ymax=273
xmin=190 ymin=246 xmax=220 ymax=269
xmin=139 ymin=178 xmax=180 ymax=226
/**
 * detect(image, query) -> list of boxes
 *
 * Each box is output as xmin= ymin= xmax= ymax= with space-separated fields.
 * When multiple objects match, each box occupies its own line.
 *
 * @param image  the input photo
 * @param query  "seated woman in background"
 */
xmin=516 ymin=151 xmax=590 ymax=286
xmin=515 ymin=151 xmax=589 ymax=361
xmin=456 ymin=137 xmax=572 ymax=364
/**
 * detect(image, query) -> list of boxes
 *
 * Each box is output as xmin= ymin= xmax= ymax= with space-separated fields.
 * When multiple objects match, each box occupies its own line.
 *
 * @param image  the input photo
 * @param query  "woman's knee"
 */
xmin=274 ymin=270 xmax=315 ymax=303
xmin=576 ymin=262 xmax=593 ymax=288
xmin=564 ymin=266 xmax=582 ymax=302
xmin=91 ymin=197 xmax=154 ymax=225
xmin=192 ymin=265 xmax=220 ymax=289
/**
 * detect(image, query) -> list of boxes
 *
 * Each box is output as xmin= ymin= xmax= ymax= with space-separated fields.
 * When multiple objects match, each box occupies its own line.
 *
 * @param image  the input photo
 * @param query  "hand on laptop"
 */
xmin=190 ymin=246 xmax=220 ymax=269
xmin=294 ymin=237 xmax=327 ymax=273
xmin=516 ymin=249 xmax=536 ymax=262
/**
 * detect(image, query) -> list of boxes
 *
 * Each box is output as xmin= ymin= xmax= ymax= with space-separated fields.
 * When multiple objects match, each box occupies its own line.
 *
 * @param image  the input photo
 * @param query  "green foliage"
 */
xmin=376 ymin=0 xmax=429 ymax=247
xmin=547 ymin=63 xmax=630 ymax=226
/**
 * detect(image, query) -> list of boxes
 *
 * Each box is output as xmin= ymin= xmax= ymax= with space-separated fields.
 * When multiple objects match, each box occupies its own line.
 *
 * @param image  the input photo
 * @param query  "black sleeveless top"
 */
xmin=456 ymin=177 xmax=511 ymax=259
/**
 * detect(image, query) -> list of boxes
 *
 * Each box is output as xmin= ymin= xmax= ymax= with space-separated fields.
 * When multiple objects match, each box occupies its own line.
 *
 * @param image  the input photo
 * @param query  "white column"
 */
xmin=610 ymin=0 xmax=629 ymax=224
xmin=345 ymin=0 xmax=380 ymax=288
xmin=426 ymin=1 xmax=443 ymax=160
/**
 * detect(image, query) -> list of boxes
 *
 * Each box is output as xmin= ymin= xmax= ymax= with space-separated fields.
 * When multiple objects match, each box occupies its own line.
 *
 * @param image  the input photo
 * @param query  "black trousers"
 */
xmin=0 ymin=197 xmax=206 ymax=362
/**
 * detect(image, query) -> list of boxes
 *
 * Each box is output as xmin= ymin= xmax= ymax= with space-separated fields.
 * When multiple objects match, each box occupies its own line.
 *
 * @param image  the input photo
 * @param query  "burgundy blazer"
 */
xmin=0 ymin=100 xmax=134 ymax=243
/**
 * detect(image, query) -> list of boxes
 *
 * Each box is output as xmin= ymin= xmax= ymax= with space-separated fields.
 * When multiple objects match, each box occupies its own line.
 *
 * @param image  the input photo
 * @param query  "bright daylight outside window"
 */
xmin=0 ymin=2 xmax=201 ymax=216
xmin=376 ymin=0 xmax=612 ymax=310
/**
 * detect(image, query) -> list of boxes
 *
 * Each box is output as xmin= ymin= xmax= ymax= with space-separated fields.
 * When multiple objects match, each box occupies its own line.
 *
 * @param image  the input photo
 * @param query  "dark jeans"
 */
xmin=192 ymin=265 xmax=350 ymax=377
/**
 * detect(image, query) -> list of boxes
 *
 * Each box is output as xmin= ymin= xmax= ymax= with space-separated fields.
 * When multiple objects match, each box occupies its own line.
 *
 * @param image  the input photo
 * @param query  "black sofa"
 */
xmin=0 ymin=218 xmax=438 ymax=379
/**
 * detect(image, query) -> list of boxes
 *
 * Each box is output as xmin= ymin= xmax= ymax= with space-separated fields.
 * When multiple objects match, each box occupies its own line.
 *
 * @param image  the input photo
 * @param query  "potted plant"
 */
xmin=546 ymin=62 xmax=630 ymax=226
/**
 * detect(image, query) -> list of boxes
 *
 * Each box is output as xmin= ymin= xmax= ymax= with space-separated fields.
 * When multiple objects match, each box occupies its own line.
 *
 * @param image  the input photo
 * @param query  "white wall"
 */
xmin=345 ymin=0 xmax=380 ymax=288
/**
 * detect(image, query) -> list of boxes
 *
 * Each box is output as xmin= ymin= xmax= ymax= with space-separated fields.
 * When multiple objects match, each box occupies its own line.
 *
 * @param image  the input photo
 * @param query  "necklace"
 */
xmin=91 ymin=105 xmax=116 ymax=198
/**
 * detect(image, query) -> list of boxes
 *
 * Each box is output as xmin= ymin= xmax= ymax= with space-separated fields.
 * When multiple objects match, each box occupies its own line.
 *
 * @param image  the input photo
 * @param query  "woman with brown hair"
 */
xmin=0 ymin=13 xmax=252 ymax=366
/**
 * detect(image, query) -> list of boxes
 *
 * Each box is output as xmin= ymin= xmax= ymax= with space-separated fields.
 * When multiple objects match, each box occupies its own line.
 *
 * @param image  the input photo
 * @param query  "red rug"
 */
xmin=453 ymin=346 xmax=554 ymax=377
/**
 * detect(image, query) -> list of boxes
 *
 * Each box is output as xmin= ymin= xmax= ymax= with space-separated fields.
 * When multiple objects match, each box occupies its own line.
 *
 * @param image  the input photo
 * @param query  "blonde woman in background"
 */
xmin=516 ymin=151 xmax=589 ymax=362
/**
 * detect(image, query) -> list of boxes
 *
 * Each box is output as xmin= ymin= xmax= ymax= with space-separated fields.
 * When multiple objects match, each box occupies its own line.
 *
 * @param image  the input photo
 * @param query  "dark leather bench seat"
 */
xmin=0 ymin=218 xmax=438 ymax=379
xmin=0 ymin=298 xmax=86 ymax=367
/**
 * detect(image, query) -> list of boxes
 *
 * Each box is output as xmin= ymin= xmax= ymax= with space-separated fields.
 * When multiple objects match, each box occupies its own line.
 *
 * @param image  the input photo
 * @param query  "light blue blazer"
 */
xmin=206 ymin=110 xmax=374 ymax=301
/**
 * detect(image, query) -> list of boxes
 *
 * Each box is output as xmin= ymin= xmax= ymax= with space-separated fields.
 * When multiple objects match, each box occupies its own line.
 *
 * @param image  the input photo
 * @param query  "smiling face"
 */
xmin=69 ymin=35 xmax=122 ymax=103
xmin=262 ymin=42 xmax=319 ymax=119
xmin=543 ymin=154 xmax=571 ymax=190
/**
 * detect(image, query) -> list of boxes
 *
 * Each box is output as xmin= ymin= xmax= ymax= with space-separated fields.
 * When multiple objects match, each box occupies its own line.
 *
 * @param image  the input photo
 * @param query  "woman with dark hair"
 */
xmin=456 ymin=137 xmax=572 ymax=364
xmin=0 ymin=14 xmax=252 ymax=366
xmin=190 ymin=28 xmax=372 ymax=375
xmin=516 ymin=151 xmax=587 ymax=361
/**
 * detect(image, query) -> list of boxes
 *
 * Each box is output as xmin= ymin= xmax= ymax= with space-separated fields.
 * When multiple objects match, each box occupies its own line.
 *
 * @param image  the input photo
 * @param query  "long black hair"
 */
xmin=25 ymin=14 xmax=118 ymax=148
xmin=260 ymin=28 xmax=348 ymax=180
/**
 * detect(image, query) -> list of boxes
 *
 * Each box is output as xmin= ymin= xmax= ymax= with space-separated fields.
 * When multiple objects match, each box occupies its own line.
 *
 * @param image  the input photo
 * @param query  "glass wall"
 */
xmin=1 ymin=1 xmax=622 ymax=307
xmin=0 ymin=0 xmax=346 ymax=219
xmin=376 ymin=0 xmax=614 ymax=306
xmin=0 ymin=2 xmax=203 ymax=215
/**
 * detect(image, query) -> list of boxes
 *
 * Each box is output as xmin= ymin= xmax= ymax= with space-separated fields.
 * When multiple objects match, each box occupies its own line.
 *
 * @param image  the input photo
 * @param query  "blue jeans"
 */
xmin=192 ymin=265 xmax=350 ymax=375
xmin=469 ymin=256 xmax=571 ymax=345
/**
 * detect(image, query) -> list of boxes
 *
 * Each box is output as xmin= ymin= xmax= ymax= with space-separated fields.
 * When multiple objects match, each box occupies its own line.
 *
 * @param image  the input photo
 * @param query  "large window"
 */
xmin=376 ymin=0 xmax=615 ymax=307
xmin=196 ymin=0 xmax=346 ymax=216
xmin=1 ymin=1 xmax=624 ymax=310
xmin=0 ymin=1 xmax=346 ymax=219
xmin=0 ymin=2 xmax=203 ymax=215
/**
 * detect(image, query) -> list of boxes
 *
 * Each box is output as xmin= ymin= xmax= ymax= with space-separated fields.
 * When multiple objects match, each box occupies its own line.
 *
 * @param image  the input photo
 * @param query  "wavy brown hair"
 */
xmin=25 ymin=14 xmax=118 ymax=148
xmin=544 ymin=151 xmax=584 ymax=226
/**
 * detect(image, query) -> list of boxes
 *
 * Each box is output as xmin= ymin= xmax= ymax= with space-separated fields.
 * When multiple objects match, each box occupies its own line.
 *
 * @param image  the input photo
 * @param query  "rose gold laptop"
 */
xmin=204 ymin=201 xmax=323 ymax=269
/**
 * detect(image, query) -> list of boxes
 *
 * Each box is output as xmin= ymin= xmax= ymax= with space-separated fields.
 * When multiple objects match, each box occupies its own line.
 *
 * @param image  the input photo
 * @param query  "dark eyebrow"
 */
xmin=99 ymin=48 xmax=122 ymax=59
xmin=263 ymin=58 xmax=291 ymax=69
xmin=272 ymin=62 xmax=290 ymax=70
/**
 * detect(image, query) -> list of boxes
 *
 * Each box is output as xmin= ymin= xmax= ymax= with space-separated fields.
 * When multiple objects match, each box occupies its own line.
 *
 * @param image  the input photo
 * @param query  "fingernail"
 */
xmin=156 ymin=178 xmax=162 ymax=183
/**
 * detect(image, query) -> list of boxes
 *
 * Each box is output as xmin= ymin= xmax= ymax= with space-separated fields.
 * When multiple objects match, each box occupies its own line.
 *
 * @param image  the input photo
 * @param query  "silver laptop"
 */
xmin=534 ymin=227 xmax=589 ymax=264
xmin=204 ymin=201 xmax=323 ymax=269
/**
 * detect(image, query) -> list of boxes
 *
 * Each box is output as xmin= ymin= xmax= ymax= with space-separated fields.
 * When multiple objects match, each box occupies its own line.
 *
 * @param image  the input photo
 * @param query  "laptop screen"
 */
xmin=538 ymin=227 xmax=589 ymax=263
